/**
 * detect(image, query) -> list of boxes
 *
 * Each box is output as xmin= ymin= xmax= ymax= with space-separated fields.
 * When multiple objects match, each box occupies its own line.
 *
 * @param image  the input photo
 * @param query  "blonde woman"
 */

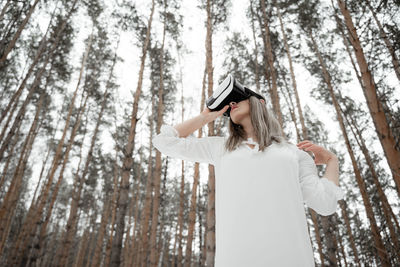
xmin=152 ymin=94 xmax=344 ymax=267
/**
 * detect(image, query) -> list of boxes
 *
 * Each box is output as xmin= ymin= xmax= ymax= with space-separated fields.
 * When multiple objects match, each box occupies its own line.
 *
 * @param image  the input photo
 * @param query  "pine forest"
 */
xmin=0 ymin=0 xmax=399 ymax=266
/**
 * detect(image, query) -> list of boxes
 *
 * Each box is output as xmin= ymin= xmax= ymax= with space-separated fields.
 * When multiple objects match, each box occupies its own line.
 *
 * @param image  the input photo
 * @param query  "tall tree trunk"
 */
xmin=0 ymin=23 xmax=58 ymax=162
xmin=41 ymin=221 xmax=60 ymax=267
xmin=341 ymin=201 xmax=361 ymax=265
xmin=0 ymin=0 xmax=12 ymax=22
xmin=91 ymin=148 xmax=120 ymax=267
xmin=137 ymin=95 xmax=157 ymax=267
xmin=0 ymin=5 xmax=55 ymax=126
xmin=170 ymin=219 xmax=179 ymax=267
xmin=30 ymin=91 xmax=90 ymax=266
xmin=58 ymin=30 xmax=119 ymax=267
xmin=162 ymin=231 xmax=171 ymax=266
xmin=337 ymin=0 xmax=400 ymax=195
xmin=84 ymin=209 xmax=99 ymax=267
xmin=57 ymin=94 xmax=106 ymax=266
xmin=177 ymin=166 xmax=186 ymax=267
xmin=332 ymin=14 xmax=376 ymax=266
xmin=308 ymin=29 xmax=391 ymax=267
xmin=174 ymin=38 xmax=188 ymax=267
xmin=125 ymin=158 xmax=142 ymax=267
xmin=6 ymin=20 xmax=88 ymax=264
xmin=73 ymin=227 xmax=91 ymax=267
xmin=336 ymin=11 xmax=400 ymax=260
xmin=149 ymin=2 xmax=167 ymax=265
xmin=197 ymin=183 xmax=204 ymax=267
xmin=0 ymin=0 xmax=40 ymax=63
xmin=0 ymin=94 xmax=43 ymax=256
xmin=155 ymin=171 xmax=168 ymax=265
xmin=110 ymin=1 xmax=155 ymax=265
xmin=3 ymin=104 xmax=59 ymax=265
xmin=205 ymin=0 xmax=218 ymax=265
xmin=365 ymin=0 xmax=400 ymax=81
xmin=342 ymin=105 xmax=400 ymax=261
xmin=336 ymin=218 xmax=348 ymax=266
xmin=277 ymin=6 xmax=306 ymax=139
xmin=276 ymin=60 xmax=301 ymax=142
xmin=277 ymin=13 xmax=328 ymax=260
xmin=259 ymin=0 xmax=283 ymax=127
xmin=103 ymin=153 xmax=120 ymax=267
xmin=198 ymin=63 xmax=208 ymax=267
xmin=122 ymin=200 xmax=133 ymax=266
xmin=249 ymin=0 xmax=261 ymax=92
xmin=0 ymin=113 xmax=22 ymax=191
xmin=184 ymin=58 xmax=208 ymax=267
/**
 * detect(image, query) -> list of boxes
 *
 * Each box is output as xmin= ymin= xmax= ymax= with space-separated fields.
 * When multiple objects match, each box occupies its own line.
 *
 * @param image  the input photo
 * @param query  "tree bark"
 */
xmin=337 ymin=0 xmax=400 ymax=196
xmin=0 ymin=4 xmax=55 ymax=126
xmin=249 ymin=0 xmax=261 ymax=92
xmin=6 ymin=17 xmax=88 ymax=264
xmin=30 ymin=91 xmax=90 ymax=266
xmin=110 ymin=1 xmax=155 ymax=265
xmin=277 ymin=6 xmax=307 ymax=139
xmin=259 ymin=0 xmax=283 ymax=127
xmin=103 ymin=153 xmax=121 ymax=267
xmin=0 ymin=0 xmax=40 ymax=63
xmin=124 ymin=159 xmax=142 ymax=267
xmin=365 ymin=0 xmax=400 ymax=82
xmin=342 ymin=104 xmax=400 ymax=261
xmin=0 ymin=0 xmax=12 ymax=22
xmin=205 ymin=0 xmax=217 ymax=265
xmin=309 ymin=29 xmax=391 ymax=267
xmin=184 ymin=57 xmax=208 ymax=267
xmin=137 ymin=79 xmax=158 ymax=267
xmin=149 ymin=1 xmax=168 ymax=265
xmin=0 ymin=94 xmax=43 ymax=256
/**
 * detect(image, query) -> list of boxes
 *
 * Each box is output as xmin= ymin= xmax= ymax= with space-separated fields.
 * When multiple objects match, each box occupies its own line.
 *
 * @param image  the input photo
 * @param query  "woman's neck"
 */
xmin=243 ymin=126 xmax=255 ymax=140
xmin=240 ymin=117 xmax=258 ymax=142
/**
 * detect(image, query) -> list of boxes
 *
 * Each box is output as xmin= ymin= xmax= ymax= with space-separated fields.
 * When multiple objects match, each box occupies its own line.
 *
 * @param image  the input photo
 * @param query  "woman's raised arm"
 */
xmin=174 ymin=105 xmax=229 ymax=137
xmin=152 ymin=105 xmax=229 ymax=166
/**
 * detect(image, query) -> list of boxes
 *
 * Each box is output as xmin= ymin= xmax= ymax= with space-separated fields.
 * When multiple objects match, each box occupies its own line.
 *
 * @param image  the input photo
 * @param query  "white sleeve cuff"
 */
xmin=160 ymin=124 xmax=179 ymax=137
xmin=321 ymin=177 xmax=345 ymax=200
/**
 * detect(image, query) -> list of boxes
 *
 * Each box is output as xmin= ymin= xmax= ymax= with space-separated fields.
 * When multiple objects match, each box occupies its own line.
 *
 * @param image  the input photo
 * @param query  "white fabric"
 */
xmin=152 ymin=124 xmax=345 ymax=267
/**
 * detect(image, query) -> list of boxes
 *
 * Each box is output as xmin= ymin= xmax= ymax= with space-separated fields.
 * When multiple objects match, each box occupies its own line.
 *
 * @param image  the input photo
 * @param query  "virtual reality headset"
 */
xmin=206 ymin=74 xmax=265 ymax=117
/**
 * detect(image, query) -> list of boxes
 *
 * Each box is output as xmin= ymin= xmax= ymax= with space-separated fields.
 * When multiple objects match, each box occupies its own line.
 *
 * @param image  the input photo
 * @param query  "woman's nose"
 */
xmin=229 ymin=101 xmax=237 ymax=108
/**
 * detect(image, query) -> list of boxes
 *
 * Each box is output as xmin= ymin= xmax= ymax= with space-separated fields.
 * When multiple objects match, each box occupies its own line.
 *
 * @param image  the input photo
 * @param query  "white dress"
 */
xmin=152 ymin=124 xmax=345 ymax=267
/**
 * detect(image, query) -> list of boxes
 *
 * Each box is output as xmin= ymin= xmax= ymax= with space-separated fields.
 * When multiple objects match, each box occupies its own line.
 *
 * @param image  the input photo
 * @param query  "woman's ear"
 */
xmin=260 ymin=99 xmax=265 ymax=104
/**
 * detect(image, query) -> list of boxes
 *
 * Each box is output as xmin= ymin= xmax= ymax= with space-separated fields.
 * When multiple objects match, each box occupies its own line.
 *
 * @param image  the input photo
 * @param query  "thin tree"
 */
xmin=276 ymin=5 xmax=307 ymax=139
xmin=0 ymin=0 xmax=40 ymax=63
xmin=336 ymin=0 xmax=400 ymax=195
xmin=308 ymin=28 xmax=391 ymax=266
xmin=364 ymin=0 xmax=400 ymax=82
xmin=110 ymin=0 xmax=155 ymax=265
xmin=259 ymin=0 xmax=283 ymax=127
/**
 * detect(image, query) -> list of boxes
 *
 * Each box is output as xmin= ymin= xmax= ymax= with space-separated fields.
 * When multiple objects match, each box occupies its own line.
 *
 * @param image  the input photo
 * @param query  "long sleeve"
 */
xmin=152 ymin=124 xmax=226 ymax=166
xmin=297 ymin=148 xmax=344 ymax=216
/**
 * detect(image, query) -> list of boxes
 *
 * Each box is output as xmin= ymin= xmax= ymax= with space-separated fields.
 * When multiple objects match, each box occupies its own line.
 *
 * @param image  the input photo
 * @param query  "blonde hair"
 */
xmin=224 ymin=96 xmax=287 ymax=152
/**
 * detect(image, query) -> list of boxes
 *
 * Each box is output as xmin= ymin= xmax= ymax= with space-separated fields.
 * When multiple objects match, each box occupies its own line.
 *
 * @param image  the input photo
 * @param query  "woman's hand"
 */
xmin=296 ymin=140 xmax=337 ymax=165
xmin=201 ymin=105 xmax=229 ymax=124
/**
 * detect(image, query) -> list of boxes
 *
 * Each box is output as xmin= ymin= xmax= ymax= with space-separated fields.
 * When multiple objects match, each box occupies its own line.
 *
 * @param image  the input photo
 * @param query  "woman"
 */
xmin=152 ymin=95 xmax=344 ymax=267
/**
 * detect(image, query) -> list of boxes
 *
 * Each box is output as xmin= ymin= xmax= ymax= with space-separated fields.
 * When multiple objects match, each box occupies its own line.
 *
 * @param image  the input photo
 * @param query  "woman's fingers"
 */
xmin=297 ymin=142 xmax=314 ymax=149
xmin=298 ymin=142 xmax=321 ymax=154
xmin=297 ymin=140 xmax=312 ymax=146
xmin=303 ymin=145 xmax=316 ymax=151
xmin=297 ymin=140 xmax=318 ymax=150
xmin=218 ymin=105 xmax=228 ymax=114
xmin=299 ymin=144 xmax=314 ymax=150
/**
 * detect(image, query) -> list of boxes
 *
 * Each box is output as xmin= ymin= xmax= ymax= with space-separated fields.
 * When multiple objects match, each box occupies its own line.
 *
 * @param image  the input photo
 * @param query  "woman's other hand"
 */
xmin=296 ymin=140 xmax=337 ymax=165
xmin=201 ymin=105 xmax=229 ymax=124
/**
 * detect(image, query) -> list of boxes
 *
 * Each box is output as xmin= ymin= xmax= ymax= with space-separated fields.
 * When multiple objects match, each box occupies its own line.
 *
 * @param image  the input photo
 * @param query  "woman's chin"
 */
xmin=231 ymin=118 xmax=240 ymax=125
